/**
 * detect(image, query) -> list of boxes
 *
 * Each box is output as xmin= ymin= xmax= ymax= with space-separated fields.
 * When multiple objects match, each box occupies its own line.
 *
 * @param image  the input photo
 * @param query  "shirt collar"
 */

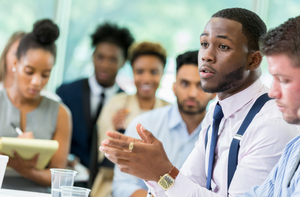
xmin=217 ymin=79 xmax=264 ymax=119
xmin=88 ymin=75 xmax=119 ymax=96
xmin=168 ymin=104 xmax=183 ymax=130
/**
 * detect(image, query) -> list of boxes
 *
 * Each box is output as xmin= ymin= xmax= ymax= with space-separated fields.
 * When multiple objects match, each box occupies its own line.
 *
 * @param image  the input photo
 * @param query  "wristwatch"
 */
xmin=157 ymin=166 xmax=179 ymax=190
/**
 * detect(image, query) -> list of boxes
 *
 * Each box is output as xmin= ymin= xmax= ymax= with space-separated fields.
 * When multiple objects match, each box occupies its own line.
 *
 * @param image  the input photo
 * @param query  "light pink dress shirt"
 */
xmin=146 ymin=79 xmax=300 ymax=197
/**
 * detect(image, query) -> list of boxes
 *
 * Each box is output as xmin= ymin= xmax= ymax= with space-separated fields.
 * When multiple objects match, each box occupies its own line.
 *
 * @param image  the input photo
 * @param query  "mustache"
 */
xmin=198 ymin=64 xmax=217 ymax=73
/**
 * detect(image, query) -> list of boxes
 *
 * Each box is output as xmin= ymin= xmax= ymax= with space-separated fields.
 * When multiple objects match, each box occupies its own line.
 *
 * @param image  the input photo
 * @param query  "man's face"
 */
xmin=268 ymin=54 xmax=300 ymax=124
xmin=174 ymin=64 xmax=214 ymax=115
xmin=93 ymin=42 xmax=125 ymax=87
xmin=198 ymin=17 xmax=250 ymax=95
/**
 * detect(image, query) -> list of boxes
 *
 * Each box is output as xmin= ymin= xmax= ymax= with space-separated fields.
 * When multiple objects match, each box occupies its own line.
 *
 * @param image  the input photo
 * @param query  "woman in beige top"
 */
xmin=92 ymin=41 xmax=170 ymax=197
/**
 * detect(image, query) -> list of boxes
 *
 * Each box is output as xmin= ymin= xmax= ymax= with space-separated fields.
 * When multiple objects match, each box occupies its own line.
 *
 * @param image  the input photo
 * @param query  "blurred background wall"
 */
xmin=0 ymin=0 xmax=299 ymax=103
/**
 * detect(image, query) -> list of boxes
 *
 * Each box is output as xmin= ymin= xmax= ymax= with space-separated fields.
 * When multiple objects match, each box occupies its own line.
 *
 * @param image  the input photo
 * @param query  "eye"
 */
xmin=24 ymin=68 xmax=34 ymax=75
xmin=151 ymin=70 xmax=159 ymax=75
xmin=136 ymin=69 xmax=143 ymax=74
xmin=181 ymin=81 xmax=188 ymax=87
xmin=201 ymin=42 xmax=209 ymax=48
xmin=197 ymin=83 xmax=202 ymax=90
xmin=279 ymin=77 xmax=289 ymax=84
xmin=110 ymin=58 xmax=117 ymax=64
xmin=42 ymin=73 xmax=50 ymax=78
xmin=219 ymin=44 xmax=230 ymax=50
xmin=97 ymin=55 xmax=103 ymax=61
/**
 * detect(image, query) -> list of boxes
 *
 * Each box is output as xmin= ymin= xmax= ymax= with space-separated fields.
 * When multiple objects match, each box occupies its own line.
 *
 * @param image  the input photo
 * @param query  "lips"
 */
xmin=97 ymin=72 xmax=109 ymax=80
xmin=140 ymin=84 xmax=152 ymax=91
xmin=185 ymin=100 xmax=197 ymax=106
xmin=276 ymin=101 xmax=285 ymax=111
xmin=28 ymin=88 xmax=40 ymax=95
xmin=199 ymin=65 xmax=216 ymax=79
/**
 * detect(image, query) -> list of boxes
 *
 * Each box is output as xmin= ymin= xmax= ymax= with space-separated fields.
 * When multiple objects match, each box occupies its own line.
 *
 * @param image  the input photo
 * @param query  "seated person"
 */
xmin=112 ymin=50 xmax=215 ymax=197
xmin=0 ymin=31 xmax=61 ymax=101
xmin=91 ymin=41 xmax=170 ymax=197
xmin=0 ymin=31 xmax=26 ymax=89
xmin=56 ymin=22 xmax=134 ymax=169
xmin=237 ymin=15 xmax=300 ymax=197
xmin=99 ymin=8 xmax=299 ymax=197
xmin=0 ymin=19 xmax=71 ymax=193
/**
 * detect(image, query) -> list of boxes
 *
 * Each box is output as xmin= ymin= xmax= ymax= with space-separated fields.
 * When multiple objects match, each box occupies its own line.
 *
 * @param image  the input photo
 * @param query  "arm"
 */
xmin=9 ymin=104 xmax=72 ymax=186
xmin=112 ymin=120 xmax=150 ymax=197
xmin=102 ymin=124 xmax=218 ymax=197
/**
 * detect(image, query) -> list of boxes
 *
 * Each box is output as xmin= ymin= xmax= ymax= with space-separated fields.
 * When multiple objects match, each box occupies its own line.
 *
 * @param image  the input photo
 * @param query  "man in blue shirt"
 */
xmin=237 ymin=15 xmax=300 ymax=197
xmin=112 ymin=51 xmax=215 ymax=197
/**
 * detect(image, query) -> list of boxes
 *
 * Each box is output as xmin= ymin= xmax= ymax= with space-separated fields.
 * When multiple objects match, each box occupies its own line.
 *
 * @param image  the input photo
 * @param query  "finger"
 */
xmin=106 ymin=131 xmax=143 ymax=143
xmin=99 ymin=146 xmax=132 ymax=160
xmin=32 ymin=154 xmax=39 ymax=164
xmin=102 ymin=139 xmax=133 ymax=152
xmin=105 ymin=153 xmax=131 ymax=167
xmin=136 ymin=124 xmax=157 ymax=144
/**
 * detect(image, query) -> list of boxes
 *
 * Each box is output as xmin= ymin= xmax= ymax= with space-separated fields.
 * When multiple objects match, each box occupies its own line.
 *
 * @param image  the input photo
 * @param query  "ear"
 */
xmin=247 ymin=51 xmax=262 ymax=71
xmin=172 ymin=82 xmax=176 ymax=95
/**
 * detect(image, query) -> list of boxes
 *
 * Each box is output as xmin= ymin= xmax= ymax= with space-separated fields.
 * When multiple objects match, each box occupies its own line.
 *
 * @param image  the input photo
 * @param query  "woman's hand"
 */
xmin=112 ymin=108 xmax=130 ymax=130
xmin=7 ymin=151 xmax=39 ymax=178
xmin=17 ymin=131 xmax=34 ymax=139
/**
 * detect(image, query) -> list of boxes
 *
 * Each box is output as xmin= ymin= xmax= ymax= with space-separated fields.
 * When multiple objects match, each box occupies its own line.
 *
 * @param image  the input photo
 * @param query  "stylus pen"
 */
xmin=147 ymin=189 xmax=152 ymax=197
xmin=10 ymin=123 xmax=23 ymax=136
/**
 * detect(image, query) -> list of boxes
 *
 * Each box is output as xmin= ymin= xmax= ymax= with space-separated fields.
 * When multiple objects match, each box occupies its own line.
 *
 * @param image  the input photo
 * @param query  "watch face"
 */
xmin=158 ymin=174 xmax=175 ymax=190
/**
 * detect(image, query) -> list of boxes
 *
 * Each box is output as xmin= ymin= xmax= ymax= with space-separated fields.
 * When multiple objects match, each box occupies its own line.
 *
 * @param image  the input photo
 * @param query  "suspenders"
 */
xmin=204 ymin=93 xmax=272 ymax=192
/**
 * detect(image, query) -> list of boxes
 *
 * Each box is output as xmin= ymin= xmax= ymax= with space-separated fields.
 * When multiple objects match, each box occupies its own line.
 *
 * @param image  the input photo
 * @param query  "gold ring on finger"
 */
xmin=128 ymin=142 xmax=134 ymax=152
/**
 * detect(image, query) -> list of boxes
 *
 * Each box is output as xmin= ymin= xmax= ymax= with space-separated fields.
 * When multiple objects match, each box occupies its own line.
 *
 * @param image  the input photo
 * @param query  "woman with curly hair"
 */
xmin=91 ymin=41 xmax=170 ymax=197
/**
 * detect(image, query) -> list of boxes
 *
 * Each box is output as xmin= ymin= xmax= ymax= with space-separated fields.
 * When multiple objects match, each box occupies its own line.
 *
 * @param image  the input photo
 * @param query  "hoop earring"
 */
xmin=12 ymin=67 xmax=16 ymax=72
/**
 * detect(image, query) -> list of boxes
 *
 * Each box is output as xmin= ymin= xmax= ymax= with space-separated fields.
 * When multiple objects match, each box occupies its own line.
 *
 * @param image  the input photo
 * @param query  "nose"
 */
xmin=188 ymin=84 xmax=198 ymax=98
xmin=141 ymin=71 xmax=153 ymax=82
xmin=31 ymin=74 xmax=42 ymax=87
xmin=200 ymin=46 xmax=216 ymax=63
xmin=268 ymin=79 xmax=281 ymax=99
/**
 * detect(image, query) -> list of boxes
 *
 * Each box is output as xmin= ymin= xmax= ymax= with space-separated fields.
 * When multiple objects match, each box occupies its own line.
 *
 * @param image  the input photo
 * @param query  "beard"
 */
xmin=201 ymin=64 xmax=245 ymax=93
xmin=177 ymin=99 xmax=207 ymax=115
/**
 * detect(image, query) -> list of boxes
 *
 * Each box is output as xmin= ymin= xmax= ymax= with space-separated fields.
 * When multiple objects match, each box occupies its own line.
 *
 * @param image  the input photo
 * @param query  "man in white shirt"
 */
xmin=99 ymin=8 xmax=299 ymax=197
xmin=112 ymin=51 xmax=215 ymax=197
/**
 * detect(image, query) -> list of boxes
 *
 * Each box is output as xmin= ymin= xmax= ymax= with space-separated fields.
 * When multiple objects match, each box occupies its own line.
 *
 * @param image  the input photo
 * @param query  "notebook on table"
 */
xmin=0 ymin=137 xmax=59 ymax=170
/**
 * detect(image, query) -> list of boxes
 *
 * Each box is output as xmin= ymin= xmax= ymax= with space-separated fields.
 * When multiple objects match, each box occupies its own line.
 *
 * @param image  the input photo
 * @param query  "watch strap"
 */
xmin=168 ymin=166 xmax=179 ymax=180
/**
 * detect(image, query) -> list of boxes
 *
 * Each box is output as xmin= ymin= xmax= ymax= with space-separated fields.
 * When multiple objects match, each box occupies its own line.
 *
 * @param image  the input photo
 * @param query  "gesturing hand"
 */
xmin=100 ymin=123 xmax=173 ymax=182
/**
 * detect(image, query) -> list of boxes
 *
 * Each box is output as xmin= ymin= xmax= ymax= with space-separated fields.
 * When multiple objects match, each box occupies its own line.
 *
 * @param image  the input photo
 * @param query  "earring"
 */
xmin=12 ymin=67 xmax=16 ymax=72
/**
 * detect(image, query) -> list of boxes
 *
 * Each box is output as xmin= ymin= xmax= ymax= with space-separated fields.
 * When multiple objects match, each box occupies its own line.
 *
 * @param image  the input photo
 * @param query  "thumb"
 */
xmin=136 ymin=123 xmax=157 ymax=144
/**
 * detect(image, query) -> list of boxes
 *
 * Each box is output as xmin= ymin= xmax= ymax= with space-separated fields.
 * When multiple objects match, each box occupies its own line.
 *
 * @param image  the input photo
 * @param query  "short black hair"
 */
xmin=176 ymin=50 xmax=198 ymax=73
xmin=17 ymin=19 xmax=59 ymax=61
xmin=212 ymin=8 xmax=267 ymax=52
xmin=260 ymin=16 xmax=300 ymax=67
xmin=91 ymin=22 xmax=134 ymax=59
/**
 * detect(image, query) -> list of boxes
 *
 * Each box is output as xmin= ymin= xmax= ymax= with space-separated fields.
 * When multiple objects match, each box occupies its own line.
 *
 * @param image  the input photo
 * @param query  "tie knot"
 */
xmin=213 ymin=104 xmax=224 ymax=120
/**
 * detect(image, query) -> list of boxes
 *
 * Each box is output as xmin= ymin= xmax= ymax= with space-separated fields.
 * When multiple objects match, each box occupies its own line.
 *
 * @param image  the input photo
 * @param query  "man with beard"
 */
xmin=236 ymin=15 xmax=300 ymax=197
xmin=112 ymin=51 xmax=215 ymax=197
xmin=99 ymin=8 xmax=299 ymax=197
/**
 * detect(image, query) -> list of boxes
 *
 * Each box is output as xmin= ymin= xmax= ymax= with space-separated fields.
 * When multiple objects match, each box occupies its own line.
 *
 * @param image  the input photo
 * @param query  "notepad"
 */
xmin=0 ymin=137 xmax=59 ymax=170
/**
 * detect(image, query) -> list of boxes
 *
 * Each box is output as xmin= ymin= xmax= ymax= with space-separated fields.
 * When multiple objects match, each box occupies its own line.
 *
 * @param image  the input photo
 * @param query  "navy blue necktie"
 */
xmin=206 ymin=103 xmax=224 ymax=190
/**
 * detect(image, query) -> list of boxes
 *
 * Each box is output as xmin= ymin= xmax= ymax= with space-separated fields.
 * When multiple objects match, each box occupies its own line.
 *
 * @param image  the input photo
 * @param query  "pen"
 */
xmin=147 ymin=189 xmax=152 ymax=197
xmin=10 ymin=123 xmax=23 ymax=136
